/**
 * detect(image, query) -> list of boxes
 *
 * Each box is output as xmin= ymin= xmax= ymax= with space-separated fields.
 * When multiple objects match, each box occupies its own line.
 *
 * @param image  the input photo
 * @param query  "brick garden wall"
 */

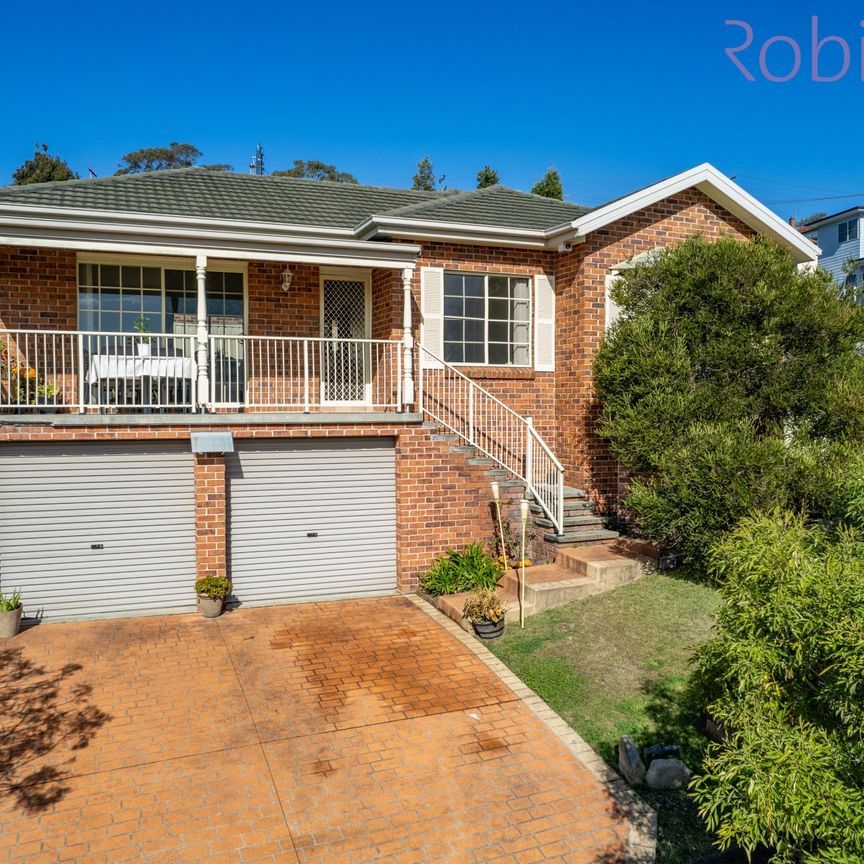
xmin=554 ymin=189 xmax=754 ymax=508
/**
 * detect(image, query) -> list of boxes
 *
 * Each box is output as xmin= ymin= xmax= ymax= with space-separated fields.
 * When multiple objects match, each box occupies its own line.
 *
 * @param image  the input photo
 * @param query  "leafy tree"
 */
xmin=594 ymin=236 xmax=864 ymax=566
xmin=691 ymin=510 xmax=864 ymax=862
xmin=271 ymin=160 xmax=357 ymax=183
xmin=476 ymin=165 xmax=500 ymax=188
xmin=531 ymin=167 xmax=563 ymax=200
xmin=12 ymin=144 xmax=77 ymax=185
xmin=798 ymin=210 xmax=827 ymax=226
xmin=412 ymin=156 xmax=436 ymax=192
xmin=114 ymin=142 xmax=232 ymax=175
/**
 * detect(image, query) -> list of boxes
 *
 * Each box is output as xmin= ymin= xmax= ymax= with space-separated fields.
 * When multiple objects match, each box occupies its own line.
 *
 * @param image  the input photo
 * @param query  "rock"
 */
xmin=617 ymin=735 xmax=646 ymax=785
xmin=645 ymin=757 xmax=692 ymax=790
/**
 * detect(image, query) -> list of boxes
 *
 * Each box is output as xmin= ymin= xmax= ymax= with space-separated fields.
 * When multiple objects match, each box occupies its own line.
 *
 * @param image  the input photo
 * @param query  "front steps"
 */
xmin=433 ymin=542 xmax=653 ymax=632
xmin=424 ymin=420 xmax=621 ymax=546
xmin=526 ymin=486 xmax=620 ymax=546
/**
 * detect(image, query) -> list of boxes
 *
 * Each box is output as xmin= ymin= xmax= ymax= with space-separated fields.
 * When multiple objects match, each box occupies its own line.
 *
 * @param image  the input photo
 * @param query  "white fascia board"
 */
xmin=356 ymin=215 xmax=549 ymax=248
xmin=0 ymin=217 xmax=420 ymax=269
xmin=547 ymin=163 xmax=821 ymax=263
xmin=0 ymin=202 xmax=356 ymax=239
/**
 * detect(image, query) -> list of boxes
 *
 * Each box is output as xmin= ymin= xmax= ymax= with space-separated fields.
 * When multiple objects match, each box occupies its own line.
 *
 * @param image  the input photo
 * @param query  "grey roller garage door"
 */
xmin=0 ymin=442 xmax=196 ymax=620
xmin=227 ymin=438 xmax=396 ymax=603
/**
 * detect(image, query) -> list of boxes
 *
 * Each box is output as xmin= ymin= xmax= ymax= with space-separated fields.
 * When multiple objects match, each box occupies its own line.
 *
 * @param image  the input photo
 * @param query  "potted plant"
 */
xmin=462 ymin=588 xmax=506 ymax=640
xmin=34 ymin=382 xmax=59 ymax=414
xmin=133 ymin=317 xmax=151 ymax=357
xmin=0 ymin=589 xmax=23 ymax=638
xmin=195 ymin=576 xmax=232 ymax=618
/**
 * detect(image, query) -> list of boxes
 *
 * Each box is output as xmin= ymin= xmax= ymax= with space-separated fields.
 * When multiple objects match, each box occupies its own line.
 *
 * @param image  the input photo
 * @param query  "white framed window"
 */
xmin=839 ymin=219 xmax=859 ymax=243
xmin=442 ymin=272 xmax=531 ymax=366
xmin=77 ymin=258 xmax=246 ymax=336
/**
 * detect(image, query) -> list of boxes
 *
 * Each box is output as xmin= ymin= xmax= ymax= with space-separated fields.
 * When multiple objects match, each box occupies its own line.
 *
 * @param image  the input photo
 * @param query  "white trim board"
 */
xmin=551 ymin=163 xmax=820 ymax=264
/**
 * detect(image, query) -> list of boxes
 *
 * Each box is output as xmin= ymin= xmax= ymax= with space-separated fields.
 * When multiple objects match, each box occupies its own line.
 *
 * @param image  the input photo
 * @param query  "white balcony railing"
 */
xmin=418 ymin=345 xmax=565 ymax=535
xmin=0 ymin=329 xmax=198 ymax=412
xmin=0 ymin=329 xmax=405 ymax=414
xmin=208 ymin=335 xmax=403 ymax=411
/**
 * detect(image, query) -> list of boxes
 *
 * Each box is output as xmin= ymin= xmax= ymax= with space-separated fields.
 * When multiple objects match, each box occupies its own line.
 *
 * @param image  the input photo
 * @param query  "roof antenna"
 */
xmin=87 ymin=167 xmax=97 ymax=178
xmin=437 ymin=173 xmax=446 ymax=191
xmin=250 ymin=144 xmax=265 ymax=175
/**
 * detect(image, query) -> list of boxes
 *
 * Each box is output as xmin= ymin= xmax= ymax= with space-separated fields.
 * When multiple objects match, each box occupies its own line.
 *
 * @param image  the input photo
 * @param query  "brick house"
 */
xmin=0 ymin=163 xmax=816 ymax=620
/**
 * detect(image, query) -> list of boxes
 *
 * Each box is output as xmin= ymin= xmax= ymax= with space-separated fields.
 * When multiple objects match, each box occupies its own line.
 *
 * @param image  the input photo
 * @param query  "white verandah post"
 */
xmin=195 ymin=254 xmax=209 ymax=411
xmin=401 ymin=267 xmax=415 ymax=410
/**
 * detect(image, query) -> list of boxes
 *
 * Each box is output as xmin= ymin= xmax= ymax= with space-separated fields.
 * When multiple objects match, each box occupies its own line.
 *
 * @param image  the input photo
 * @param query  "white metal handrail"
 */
xmin=417 ymin=345 xmax=565 ymax=535
xmin=208 ymin=335 xmax=403 ymax=411
xmin=0 ymin=328 xmax=198 ymax=412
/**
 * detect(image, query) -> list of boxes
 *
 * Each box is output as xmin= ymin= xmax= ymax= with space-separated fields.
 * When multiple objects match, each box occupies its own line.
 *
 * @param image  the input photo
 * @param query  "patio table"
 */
xmin=86 ymin=354 xmax=195 ymax=385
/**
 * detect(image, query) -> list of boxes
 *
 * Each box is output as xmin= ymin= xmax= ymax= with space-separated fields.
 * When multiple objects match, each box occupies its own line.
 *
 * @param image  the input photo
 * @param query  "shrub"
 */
xmin=420 ymin=543 xmax=503 ymax=596
xmin=690 ymin=511 xmax=864 ymax=862
xmin=594 ymin=235 xmax=864 ymax=568
xmin=462 ymin=588 xmax=506 ymax=624
xmin=194 ymin=576 xmax=232 ymax=600
xmin=0 ymin=589 xmax=22 ymax=612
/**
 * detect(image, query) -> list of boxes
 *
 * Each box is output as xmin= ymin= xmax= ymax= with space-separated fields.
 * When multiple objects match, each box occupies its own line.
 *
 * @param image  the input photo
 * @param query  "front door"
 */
xmin=320 ymin=276 xmax=370 ymax=404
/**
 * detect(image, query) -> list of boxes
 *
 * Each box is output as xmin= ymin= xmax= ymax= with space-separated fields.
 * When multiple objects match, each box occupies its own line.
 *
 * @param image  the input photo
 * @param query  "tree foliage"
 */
xmin=272 ymin=160 xmax=357 ymax=183
xmin=476 ymin=165 xmax=500 ymax=188
xmin=412 ymin=156 xmax=436 ymax=192
xmin=531 ymin=166 xmax=563 ymax=199
xmin=690 ymin=510 xmax=864 ymax=862
xmin=12 ymin=144 xmax=77 ymax=185
xmin=594 ymin=236 xmax=864 ymax=566
xmin=798 ymin=211 xmax=827 ymax=226
xmin=115 ymin=142 xmax=231 ymax=175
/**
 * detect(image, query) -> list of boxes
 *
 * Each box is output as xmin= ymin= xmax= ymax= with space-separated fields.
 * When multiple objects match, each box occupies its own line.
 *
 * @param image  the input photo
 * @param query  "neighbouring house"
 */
xmin=799 ymin=208 xmax=862 ymax=289
xmin=0 ymin=163 xmax=817 ymax=620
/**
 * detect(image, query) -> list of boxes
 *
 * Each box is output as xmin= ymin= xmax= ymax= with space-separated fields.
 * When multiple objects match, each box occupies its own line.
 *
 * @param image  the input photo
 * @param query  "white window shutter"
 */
xmin=420 ymin=266 xmax=444 ymax=368
xmin=605 ymin=272 xmax=622 ymax=330
xmin=534 ymin=273 xmax=555 ymax=371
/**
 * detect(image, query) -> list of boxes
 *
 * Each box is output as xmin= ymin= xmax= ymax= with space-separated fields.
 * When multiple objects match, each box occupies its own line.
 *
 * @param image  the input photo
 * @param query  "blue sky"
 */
xmin=1 ymin=0 xmax=863 ymax=220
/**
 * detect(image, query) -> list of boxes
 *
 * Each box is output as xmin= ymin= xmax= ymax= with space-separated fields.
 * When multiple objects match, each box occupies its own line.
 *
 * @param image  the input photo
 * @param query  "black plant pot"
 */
xmin=471 ymin=615 xmax=505 ymax=640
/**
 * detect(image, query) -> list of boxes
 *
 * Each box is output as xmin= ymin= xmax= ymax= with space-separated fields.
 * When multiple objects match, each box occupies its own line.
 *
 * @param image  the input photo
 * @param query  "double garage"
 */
xmin=0 ymin=438 xmax=397 ymax=620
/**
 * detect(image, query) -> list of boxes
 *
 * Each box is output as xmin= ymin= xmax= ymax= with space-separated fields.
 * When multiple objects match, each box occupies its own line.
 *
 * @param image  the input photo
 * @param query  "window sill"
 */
xmin=454 ymin=366 xmax=539 ymax=380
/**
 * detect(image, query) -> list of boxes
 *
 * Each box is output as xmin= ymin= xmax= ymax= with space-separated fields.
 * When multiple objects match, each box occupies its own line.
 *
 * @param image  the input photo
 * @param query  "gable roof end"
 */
xmin=546 ymin=163 xmax=821 ymax=263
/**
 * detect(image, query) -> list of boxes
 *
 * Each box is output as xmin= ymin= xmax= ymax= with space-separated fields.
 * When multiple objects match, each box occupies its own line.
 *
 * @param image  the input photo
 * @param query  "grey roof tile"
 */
xmin=0 ymin=169 xmax=592 ymax=233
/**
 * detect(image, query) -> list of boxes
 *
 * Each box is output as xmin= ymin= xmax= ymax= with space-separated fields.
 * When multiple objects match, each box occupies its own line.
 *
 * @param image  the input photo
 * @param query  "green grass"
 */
xmin=489 ymin=571 xmax=720 ymax=864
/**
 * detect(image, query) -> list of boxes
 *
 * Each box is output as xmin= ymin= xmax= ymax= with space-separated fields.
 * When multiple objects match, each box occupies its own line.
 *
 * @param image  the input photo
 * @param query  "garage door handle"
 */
xmin=306 ymin=532 xmax=318 ymax=538
xmin=91 ymin=544 xmax=104 ymax=550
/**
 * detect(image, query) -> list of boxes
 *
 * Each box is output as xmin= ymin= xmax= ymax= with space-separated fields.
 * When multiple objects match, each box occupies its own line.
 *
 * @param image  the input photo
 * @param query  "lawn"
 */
xmin=489 ymin=571 xmax=721 ymax=864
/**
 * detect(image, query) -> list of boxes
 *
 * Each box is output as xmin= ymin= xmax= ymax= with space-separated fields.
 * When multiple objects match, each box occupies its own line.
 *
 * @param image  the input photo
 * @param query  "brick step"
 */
xmin=431 ymin=545 xmax=651 ymax=629
xmin=554 ymin=545 xmax=651 ymax=589
xmin=543 ymin=529 xmax=622 ymax=545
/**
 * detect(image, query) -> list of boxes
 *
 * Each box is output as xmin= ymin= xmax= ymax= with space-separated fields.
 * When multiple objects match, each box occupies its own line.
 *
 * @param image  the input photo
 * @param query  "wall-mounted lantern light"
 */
xmin=281 ymin=266 xmax=293 ymax=293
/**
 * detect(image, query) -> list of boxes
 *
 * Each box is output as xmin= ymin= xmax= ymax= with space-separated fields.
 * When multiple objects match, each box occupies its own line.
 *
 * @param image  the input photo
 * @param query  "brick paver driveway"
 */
xmin=0 ymin=596 xmax=639 ymax=864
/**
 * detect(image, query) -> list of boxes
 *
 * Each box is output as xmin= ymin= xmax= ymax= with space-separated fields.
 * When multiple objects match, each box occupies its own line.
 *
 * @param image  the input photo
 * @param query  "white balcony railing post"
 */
xmin=302 ymin=339 xmax=310 ymax=413
xmin=525 ymin=416 xmax=534 ymax=488
xmin=195 ymin=254 xmax=209 ymax=411
xmin=401 ymin=268 xmax=415 ymax=410
xmin=76 ymin=332 xmax=86 ymax=413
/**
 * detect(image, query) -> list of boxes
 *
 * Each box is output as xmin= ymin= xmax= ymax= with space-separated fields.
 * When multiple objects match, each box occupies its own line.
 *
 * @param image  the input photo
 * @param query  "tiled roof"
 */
xmin=0 ymin=169 xmax=590 ymax=233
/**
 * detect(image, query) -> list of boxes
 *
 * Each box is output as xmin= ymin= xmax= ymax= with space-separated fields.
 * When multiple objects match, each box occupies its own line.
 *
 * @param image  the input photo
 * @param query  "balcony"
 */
xmin=0 ymin=329 xmax=408 ymax=415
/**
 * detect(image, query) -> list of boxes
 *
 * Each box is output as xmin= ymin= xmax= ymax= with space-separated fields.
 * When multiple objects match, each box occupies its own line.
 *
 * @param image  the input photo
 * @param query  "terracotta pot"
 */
xmin=471 ymin=615 xmax=505 ymax=640
xmin=0 ymin=607 xmax=23 ymax=638
xmin=197 ymin=595 xmax=224 ymax=619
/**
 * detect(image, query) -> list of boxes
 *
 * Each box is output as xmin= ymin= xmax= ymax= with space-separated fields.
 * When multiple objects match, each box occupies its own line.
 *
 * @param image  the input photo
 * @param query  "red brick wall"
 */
xmin=0 ymin=247 xmax=77 ymax=330
xmin=195 ymin=455 xmax=227 ymax=580
xmin=554 ymin=189 xmax=753 ymax=505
